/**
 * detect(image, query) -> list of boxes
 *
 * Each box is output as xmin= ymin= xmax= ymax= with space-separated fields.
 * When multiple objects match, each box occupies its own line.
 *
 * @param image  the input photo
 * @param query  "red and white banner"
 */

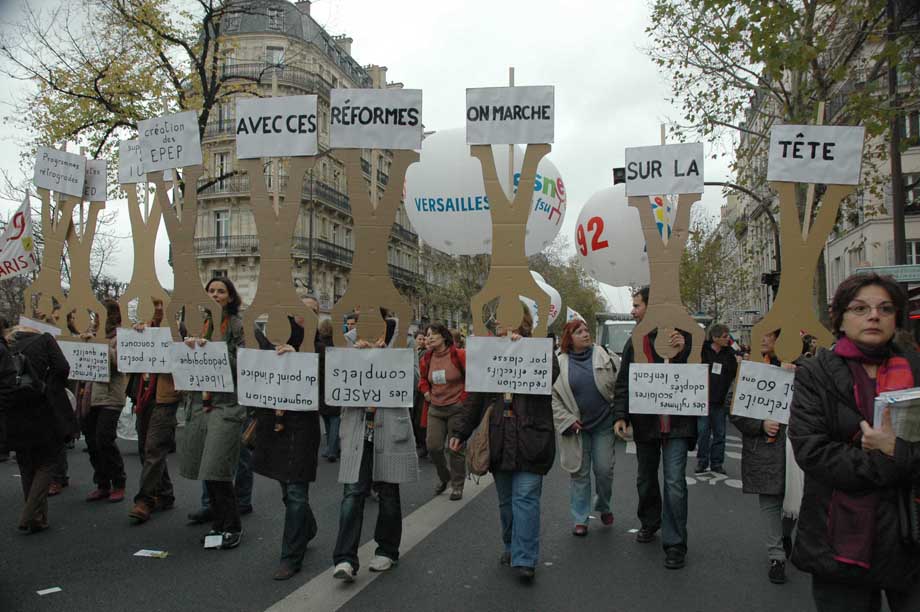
xmin=0 ymin=195 xmax=39 ymax=280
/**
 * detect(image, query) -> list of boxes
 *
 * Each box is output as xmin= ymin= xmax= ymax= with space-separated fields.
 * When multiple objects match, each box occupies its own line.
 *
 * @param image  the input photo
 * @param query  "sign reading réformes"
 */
xmin=237 ymin=348 xmax=319 ymax=411
xmin=465 ymin=337 xmax=554 ymax=395
xmin=730 ymin=361 xmax=795 ymax=424
xmin=116 ymin=327 xmax=173 ymax=374
xmin=624 ymin=143 xmax=704 ymax=197
xmin=767 ymin=124 xmax=865 ymax=185
xmin=329 ymin=89 xmax=422 ymax=150
xmin=58 ymin=341 xmax=109 ymax=382
xmin=33 ymin=147 xmax=86 ymax=198
xmin=628 ymin=363 xmax=708 ymax=416
xmin=138 ymin=111 xmax=202 ymax=173
xmin=465 ymin=86 xmax=554 ymax=145
xmin=168 ymin=341 xmax=234 ymax=393
xmin=235 ymin=96 xmax=318 ymax=159
xmin=324 ymin=348 xmax=414 ymax=407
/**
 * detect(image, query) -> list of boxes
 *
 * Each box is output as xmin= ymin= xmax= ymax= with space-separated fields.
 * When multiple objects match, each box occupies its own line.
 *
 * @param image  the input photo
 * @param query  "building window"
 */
xmin=266 ymin=46 xmax=284 ymax=66
xmin=212 ymin=268 xmax=228 ymax=279
xmin=267 ymin=7 xmax=283 ymax=31
xmin=214 ymin=210 xmax=230 ymax=249
xmin=905 ymin=173 xmax=920 ymax=208
xmin=223 ymin=13 xmax=241 ymax=33
xmin=214 ymin=152 xmax=229 ymax=189
xmin=907 ymin=240 xmax=920 ymax=266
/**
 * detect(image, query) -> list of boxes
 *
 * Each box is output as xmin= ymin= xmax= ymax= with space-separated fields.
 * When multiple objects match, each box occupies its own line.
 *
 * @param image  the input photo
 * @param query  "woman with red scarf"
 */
xmin=790 ymin=273 xmax=920 ymax=611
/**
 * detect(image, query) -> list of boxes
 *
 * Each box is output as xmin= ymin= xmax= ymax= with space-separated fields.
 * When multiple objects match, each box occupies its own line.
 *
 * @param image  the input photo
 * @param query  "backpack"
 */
xmin=466 ymin=402 xmax=494 ymax=477
xmin=1 ymin=336 xmax=48 ymax=407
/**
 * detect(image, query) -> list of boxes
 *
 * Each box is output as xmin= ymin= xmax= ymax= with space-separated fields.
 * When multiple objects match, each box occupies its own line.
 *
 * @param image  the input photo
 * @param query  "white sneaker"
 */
xmin=333 ymin=561 xmax=356 ymax=582
xmin=368 ymin=555 xmax=395 ymax=572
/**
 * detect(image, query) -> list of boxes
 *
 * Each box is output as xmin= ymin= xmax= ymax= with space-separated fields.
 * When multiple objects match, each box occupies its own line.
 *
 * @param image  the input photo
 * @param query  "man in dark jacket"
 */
xmin=612 ymin=287 xmax=695 ymax=570
xmin=697 ymin=323 xmax=738 ymax=474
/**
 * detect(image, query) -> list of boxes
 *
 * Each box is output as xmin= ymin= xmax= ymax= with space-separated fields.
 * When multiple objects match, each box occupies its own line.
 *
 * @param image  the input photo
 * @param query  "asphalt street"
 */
xmin=0 ymin=427 xmax=843 ymax=612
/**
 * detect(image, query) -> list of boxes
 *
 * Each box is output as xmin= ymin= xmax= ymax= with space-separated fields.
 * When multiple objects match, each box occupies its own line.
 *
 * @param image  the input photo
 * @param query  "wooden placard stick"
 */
xmin=118 ymin=183 xmax=168 ymax=325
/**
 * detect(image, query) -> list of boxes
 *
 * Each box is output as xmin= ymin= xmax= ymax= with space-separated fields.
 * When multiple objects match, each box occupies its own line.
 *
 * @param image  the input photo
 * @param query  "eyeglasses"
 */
xmin=844 ymin=303 xmax=897 ymax=317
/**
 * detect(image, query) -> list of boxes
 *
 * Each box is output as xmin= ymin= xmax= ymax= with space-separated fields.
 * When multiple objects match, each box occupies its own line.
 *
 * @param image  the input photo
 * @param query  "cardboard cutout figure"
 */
xmin=23 ymin=189 xmax=71 ymax=325
xmin=330 ymin=149 xmax=416 ymax=348
xmin=628 ymin=193 xmax=704 ymax=363
xmin=469 ymin=144 xmax=551 ymax=338
xmin=58 ymin=200 xmax=108 ymax=340
xmin=750 ymin=182 xmax=854 ymax=362
xmin=149 ymin=166 xmax=214 ymax=340
xmin=239 ymin=156 xmax=319 ymax=349
xmin=118 ymin=184 xmax=169 ymax=325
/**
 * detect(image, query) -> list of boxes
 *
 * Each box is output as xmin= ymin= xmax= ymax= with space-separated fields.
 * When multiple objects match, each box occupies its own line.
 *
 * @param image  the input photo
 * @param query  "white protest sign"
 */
xmin=465 ymin=336 xmax=553 ymax=395
xmin=18 ymin=316 xmax=61 ymax=336
xmin=236 ymin=95 xmax=318 ymax=159
xmin=168 ymin=341 xmax=234 ymax=392
xmin=83 ymin=159 xmax=107 ymax=202
xmin=628 ymin=363 xmax=708 ymax=416
xmin=138 ymin=110 xmax=202 ymax=172
xmin=116 ymin=327 xmax=174 ymax=373
xmin=0 ymin=196 xmax=39 ymax=281
xmin=58 ymin=341 xmax=110 ymax=382
xmin=324 ymin=348 xmax=414 ymax=407
xmin=33 ymin=147 xmax=86 ymax=198
xmin=330 ymin=89 xmax=422 ymax=150
xmin=730 ymin=360 xmax=795 ymax=424
xmin=466 ymin=86 xmax=554 ymax=145
xmin=625 ymin=143 xmax=704 ymax=197
xmin=237 ymin=348 xmax=319 ymax=411
xmin=118 ymin=140 xmax=146 ymax=184
xmin=767 ymin=124 xmax=865 ymax=185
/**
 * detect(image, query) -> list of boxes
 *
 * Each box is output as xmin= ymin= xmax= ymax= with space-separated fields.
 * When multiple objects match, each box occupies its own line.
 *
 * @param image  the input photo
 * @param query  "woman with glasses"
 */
xmin=789 ymin=273 xmax=920 ymax=611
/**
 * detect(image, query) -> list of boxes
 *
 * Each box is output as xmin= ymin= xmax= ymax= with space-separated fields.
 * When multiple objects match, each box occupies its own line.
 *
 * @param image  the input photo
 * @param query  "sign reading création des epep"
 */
xmin=168 ymin=341 xmax=234 ymax=393
xmin=83 ymin=159 xmax=107 ymax=202
xmin=236 ymin=348 xmax=319 ymax=411
xmin=33 ymin=147 xmax=86 ymax=198
xmin=767 ymin=124 xmax=865 ymax=185
xmin=730 ymin=360 xmax=795 ymax=424
xmin=329 ymin=89 xmax=422 ymax=150
xmin=58 ymin=341 xmax=110 ymax=383
xmin=628 ymin=363 xmax=708 ymax=416
xmin=465 ymin=337 xmax=554 ymax=395
xmin=324 ymin=348 xmax=414 ymax=407
xmin=138 ymin=110 xmax=202 ymax=173
xmin=235 ymin=95 xmax=318 ymax=159
xmin=465 ymin=86 xmax=555 ymax=145
xmin=116 ymin=327 xmax=173 ymax=374
xmin=624 ymin=142 xmax=704 ymax=197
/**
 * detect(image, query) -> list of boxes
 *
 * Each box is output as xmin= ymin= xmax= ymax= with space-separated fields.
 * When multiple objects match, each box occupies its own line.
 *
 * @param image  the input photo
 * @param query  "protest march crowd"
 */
xmin=1 ymin=271 xmax=919 ymax=612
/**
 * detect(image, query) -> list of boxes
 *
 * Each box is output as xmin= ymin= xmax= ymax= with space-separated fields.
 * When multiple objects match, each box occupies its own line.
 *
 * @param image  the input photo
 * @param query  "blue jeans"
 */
xmin=696 ymin=405 xmax=726 ymax=469
xmin=200 ymin=418 xmax=255 ymax=511
xmin=280 ymin=482 xmax=318 ymax=569
xmin=321 ymin=414 xmax=341 ymax=459
xmin=493 ymin=470 xmax=543 ymax=569
xmin=570 ymin=417 xmax=616 ymax=525
xmin=635 ymin=437 xmax=690 ymax=552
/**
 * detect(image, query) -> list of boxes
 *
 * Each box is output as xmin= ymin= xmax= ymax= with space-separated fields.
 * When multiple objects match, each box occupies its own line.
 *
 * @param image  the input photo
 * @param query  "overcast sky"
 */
xmin=0 ymin=0 xmax=732 ymax=314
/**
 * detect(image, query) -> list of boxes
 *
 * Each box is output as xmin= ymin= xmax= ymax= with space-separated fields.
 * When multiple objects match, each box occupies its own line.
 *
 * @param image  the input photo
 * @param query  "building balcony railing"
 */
xmin=197 ymin=174 xmax=352 ymax=215
xmin=195 ymin=234 xmax=260 ymax=257
xmin=203 ymin=119 xmax=235 ymax=139
xmin=389 ymin=264 xmax=422 ymax=287
xmin=292 ymin=238 xmax=354 ymax=268
xmin=391 ymin=223 xmax=418 ymax=244
xmin=220 ymin=62 xmax=334 ymax=99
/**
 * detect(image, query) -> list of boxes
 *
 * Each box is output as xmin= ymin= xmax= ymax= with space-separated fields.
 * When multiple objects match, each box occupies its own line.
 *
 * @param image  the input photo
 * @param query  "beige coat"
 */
xmin=551 ymin=346 xmax=617 ymax=473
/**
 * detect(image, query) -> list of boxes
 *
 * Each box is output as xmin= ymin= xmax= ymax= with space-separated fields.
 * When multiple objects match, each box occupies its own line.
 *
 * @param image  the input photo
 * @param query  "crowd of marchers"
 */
xmin=1 ymin=271 xmax=918 ymax=612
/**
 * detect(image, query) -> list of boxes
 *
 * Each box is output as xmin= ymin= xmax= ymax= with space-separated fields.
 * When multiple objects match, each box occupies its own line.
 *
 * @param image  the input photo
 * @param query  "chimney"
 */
xmin=365 ymin=64 xmax=388 ymax=88
xmin=295 ymin=0 xmax=310 ymax=15
xmin=332 ymin=34 xmax=353 ymax=56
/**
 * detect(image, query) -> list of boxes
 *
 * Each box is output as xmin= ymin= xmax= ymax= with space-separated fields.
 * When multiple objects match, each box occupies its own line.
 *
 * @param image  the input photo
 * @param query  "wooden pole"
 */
xmin=508 ymin=66 xmax=515 ymax=198
xmin=271 ymin=69 xmax=280 ymax=214
xmin=802 ymin=101 xmax=826 ymax=238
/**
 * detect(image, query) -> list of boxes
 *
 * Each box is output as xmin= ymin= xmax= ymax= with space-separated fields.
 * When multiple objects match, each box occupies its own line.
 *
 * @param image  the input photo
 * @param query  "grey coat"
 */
xmin=730 ymin=415 xmax=786 ymax=496
xmin=338 ymin=406 xmax=419 ymax=484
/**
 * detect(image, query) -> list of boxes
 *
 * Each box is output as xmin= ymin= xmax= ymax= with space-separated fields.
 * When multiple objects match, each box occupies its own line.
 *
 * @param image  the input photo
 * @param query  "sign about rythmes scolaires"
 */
xmin=138 ymin=110 xmax=203 ymax=173
xmin=33 ymin=146 xmax=86 ymax=198
xmin=168 ymin=341 xmax=234 ymax=393
xmin=236 ymin=95 xmax=319 ymax=159
xmin=624 ymin=142 xmax=704 ymax=197
xmin=329 ymin=89 xmax=422 ymax=150
xmin=767 ymin=124 xmax=865 ymax=185
xmin=628 ymin=363 xmax=709 ymax=416
xmin=237 ymin=348 xmax=319 ymax=411
xmin=730 ymin=360 xmax=795 ymax=425
xmin=465 ymin=337 xmax=554 ymax=395
xmin=324 ymin=348 xmax=414 ymax=407
xmin=58 ymin=341 xmax=110 ymax=383
xmin=118 ymin=139 xmax=145 ymax=184
xmin=116 ymin=327 xmax=173 ymax=374
xmin=83 ymin=159 xmax=107 ymax=202
xmin=465 ymin=86 xmax=555 ymax=145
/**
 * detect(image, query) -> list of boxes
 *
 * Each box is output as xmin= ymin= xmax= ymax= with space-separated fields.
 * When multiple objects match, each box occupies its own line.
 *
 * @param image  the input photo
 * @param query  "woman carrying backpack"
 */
xmin=4 ymin=324 xmax=75 ymax=532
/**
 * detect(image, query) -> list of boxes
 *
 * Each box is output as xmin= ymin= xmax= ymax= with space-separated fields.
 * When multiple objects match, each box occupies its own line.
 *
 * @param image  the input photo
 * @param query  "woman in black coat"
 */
xmin=789 ymin=273 xmax=920 ymax=611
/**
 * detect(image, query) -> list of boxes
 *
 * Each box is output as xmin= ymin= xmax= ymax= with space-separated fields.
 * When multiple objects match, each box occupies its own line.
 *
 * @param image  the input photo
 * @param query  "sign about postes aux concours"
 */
xmin=767 ymin=124 xmax=865 ymax=185
xmin=168 ymin=341 xmax=234 ymax=393
xmin=628 ymin=363 xmax=709 ymax=416
xmin=624 ymin=143 xmax=704 ymax=197
xmin=329 ymin=89 xmax=422 ymax=150
xmin=138 ymin=110 xmax=203 ymax=173
xmin=466 ymin=86 xmax=554 ymax=145
xmin=236 ymin=348 xmax=319 ymax=412
xmin=236 ymin=95 xmax=319 ymax=159
xmin=33 ymin=146 xmax=86 ymax=198
xmin=325 ymin=348 xmax=414 ymax=408
xmin=116 ymin=327 xmax=174 ymax=374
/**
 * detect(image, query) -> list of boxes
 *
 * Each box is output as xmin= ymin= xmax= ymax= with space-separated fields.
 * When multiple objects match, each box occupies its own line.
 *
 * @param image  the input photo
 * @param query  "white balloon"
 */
xmin=575 ymin=187 xmax=650 ymax=288
xmin=404 ymin=128 xmax=566 ymax=255
xmin=520 ymin=272 xmax=562 ymax=326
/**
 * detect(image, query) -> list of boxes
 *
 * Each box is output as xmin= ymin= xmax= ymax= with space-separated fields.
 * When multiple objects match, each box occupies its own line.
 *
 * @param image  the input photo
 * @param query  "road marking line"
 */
xmin=265 ymin=474 xmax=495 ymax=612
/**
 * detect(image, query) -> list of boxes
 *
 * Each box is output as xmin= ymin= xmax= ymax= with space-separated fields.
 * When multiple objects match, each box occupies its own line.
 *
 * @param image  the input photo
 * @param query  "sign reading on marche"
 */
xmin=324 ymin=348 xmax=414 ymax=407
xmin=628 ymin=363 xmax=709 ymax=416
xmin=465 ymin=86 xmax=555 ymax=145
xmin=168 ymin=341 xmax=234 ymax=393
xmin=624 ymin=142 xmax=704 ymax=197
xmin=465 ymin=337 xmax=554 ymax=395
xmin=236 ymin=348 xmax=319 ymax=411
xmin=138 ymin=111 xmax=203 ymax=172
xmin=58 ymin=341 xmax=110 ymax=382
xmin=235 ymin=96 xmax=319 ymax=159
xmin=730 ymin=361 xmax=795 ymax=424
xmin=116 ymin=328 xmax=173 ymax=374
xmin=767 ymin=124 xmax=865 ymax=185
xmin=329 ymin=89 xmax=422 ymax=150
xmin=33 ymin=147 xmax=86 ymax=198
